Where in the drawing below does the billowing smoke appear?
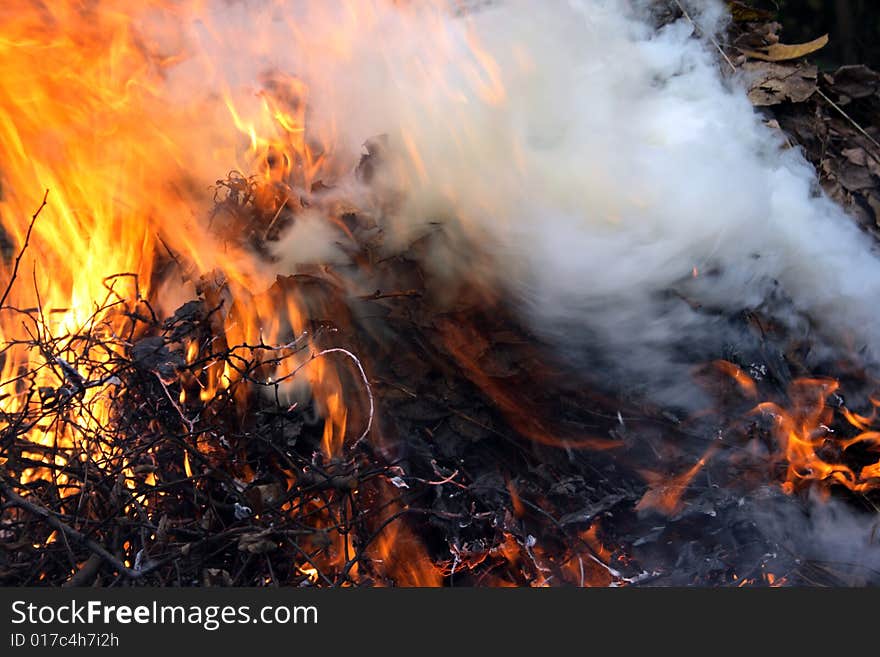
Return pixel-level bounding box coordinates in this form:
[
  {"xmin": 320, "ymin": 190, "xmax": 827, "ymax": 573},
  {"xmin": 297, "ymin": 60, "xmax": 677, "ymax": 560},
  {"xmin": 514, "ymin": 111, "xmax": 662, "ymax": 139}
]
[{"xmin": 150, "ymin": 0, "xmax": 880, "ymax": 405}]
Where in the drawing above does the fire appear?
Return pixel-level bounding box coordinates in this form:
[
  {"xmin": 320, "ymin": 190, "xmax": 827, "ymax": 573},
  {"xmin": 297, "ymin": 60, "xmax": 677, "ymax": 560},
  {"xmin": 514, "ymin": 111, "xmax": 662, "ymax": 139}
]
[
  {"xmin": 0, "ymin": 0, "xmax": 355, "ymax": 487},
  {"xmin": 0, "ymin": 3, "xmax": 166, "ymax": 487},
  {"xmin": 1, "ymin": 0, "xmax": 502, "ymax": 587},
  {"xmin": 481, "ymin": 524, "xmax": 621, "ymax": 587},
  {"xmin": 2, "ymin": 0, "xmax": 877, "ymax": 589},
  {"xmin": 700, "ymin": 360, "xmax": 880, "ymax": 496},
  {"xmin": 225, "ymin": 74, "xmax": 327, "ymax": 191},
  {"xmin": 754, "ymin": 378, "xmax": 880, "ymax": 494},
  {"xmin": 369, "ymin": 515, "xmax": 443, "ymax": 587},
  {"xmin": 713, "ymin": 359, "xmax": 758, "ymax": 399},
  {"xmin": 636, "ymin": 444, "xmax": 718, "ymax": 516}
]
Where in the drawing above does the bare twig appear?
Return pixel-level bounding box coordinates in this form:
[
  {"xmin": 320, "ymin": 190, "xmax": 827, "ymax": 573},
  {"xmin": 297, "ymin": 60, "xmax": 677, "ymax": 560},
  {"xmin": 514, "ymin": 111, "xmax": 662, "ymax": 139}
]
[
  {"xmin": 0, "ymin": 476, "xmax": 141, "ymax": 579},
  {"xmin": 0, "ymin": 189, "xmax": 49, "ymax": 311},
  {"xmin": 815, "ymin": 88, "xmax": 880, "ymax": 154}
]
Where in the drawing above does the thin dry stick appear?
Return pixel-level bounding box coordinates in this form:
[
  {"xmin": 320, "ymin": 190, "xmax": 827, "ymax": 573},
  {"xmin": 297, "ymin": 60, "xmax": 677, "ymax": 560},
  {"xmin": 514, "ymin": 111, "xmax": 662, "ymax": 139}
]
[
  {"xmin": 264, "ymin": 192, "xmax": 291, "ymax": 240},
  {"xmin": 816, "ymin": 88, "xmax": 880, "ymax": 153},
  {"xmin": 0, "ymin": 189, "xmax": 49, "ymax": 310}
]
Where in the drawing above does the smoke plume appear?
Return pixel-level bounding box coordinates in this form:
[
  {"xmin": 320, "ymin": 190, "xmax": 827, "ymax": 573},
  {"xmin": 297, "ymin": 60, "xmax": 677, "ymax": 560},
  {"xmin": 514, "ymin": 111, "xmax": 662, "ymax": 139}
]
[{"xmin": 149, "ymin": 0, "xmax": 880, "ymax": 404}]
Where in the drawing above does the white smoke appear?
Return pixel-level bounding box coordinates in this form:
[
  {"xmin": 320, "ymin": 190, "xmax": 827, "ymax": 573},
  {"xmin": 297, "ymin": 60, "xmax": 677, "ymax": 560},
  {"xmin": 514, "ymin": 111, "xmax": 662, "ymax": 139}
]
[{"xmin": 152, "ymin": 0, "xmax": 880, "ymax": 404}]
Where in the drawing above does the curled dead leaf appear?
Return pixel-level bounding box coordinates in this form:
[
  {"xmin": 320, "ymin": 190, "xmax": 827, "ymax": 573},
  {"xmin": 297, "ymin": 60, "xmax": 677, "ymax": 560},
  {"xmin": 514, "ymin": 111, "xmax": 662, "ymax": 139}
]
[{"xmin": 742, "ymin": 34, "xmax": 829, "ymax": 62}]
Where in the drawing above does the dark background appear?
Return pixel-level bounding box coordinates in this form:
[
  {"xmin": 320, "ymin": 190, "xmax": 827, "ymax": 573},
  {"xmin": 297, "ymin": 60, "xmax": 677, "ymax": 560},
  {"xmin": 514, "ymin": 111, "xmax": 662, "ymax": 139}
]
[{"xmin": 754, "ymin": 0, "xmax": 880, "ymax": 69}]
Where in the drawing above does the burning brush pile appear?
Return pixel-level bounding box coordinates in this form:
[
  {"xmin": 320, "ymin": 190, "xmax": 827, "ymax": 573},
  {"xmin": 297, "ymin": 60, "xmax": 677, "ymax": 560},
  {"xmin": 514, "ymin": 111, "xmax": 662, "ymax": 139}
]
[{"xmin": 2, "ymin": 0, "xmax": 880, "ymax": 587}]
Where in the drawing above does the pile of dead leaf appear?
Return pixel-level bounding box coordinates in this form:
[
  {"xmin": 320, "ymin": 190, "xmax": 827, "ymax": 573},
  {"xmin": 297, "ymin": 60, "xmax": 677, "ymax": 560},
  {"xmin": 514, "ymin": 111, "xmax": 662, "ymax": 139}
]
[{"xmin": 725, "ymin": 6, "xmax": 880, "ymax": 236}]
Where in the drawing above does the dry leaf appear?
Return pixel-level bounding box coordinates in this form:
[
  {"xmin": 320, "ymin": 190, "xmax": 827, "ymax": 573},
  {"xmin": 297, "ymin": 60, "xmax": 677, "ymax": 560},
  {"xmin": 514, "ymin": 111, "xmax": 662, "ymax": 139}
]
[
  {"xmin": 727, "ymin": 1, "xmax": 774, "ymax": 23},
  {"xmin": 836, "ymin": 161, "xmax": 876, "ymax": 192},
  {"xmin": 742, "ymin": 34, "xmax": 829, "ymax": 62},
  {"xmin": 827, "ymin": 65, "xmax": 880, "ymax": 101},
  {"xmin": 841, "ymin": 148, "xmax": 880, "ymax": 178},
  {"xmin": 744, "ymin": 62, "xmax": 817, "ymax": 106}
]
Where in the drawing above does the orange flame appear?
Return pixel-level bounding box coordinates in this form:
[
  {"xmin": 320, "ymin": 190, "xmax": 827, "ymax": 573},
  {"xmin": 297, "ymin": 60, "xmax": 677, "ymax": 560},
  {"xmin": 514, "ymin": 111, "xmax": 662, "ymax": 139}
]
[
  {"xmin": 0, "ymin": 0, "xmax": 359, "ymax": 488},
  {"xmin": 754, "ymin": 378, "xmax": 880, "ymax": 494},
  {"xmin": 713, "ymin": 359, "xmax": 757, "ymax": 399},
  {"xmin": 370, "ymin": 518, "xmax": 443, "ymax": 587},
  {"xmin": 0, "ymin": 0, "xmax": 510, "ymax": 584},
  {"xmin": 636, "ymin": 444, "xmax": 718, "ymax": 516}
]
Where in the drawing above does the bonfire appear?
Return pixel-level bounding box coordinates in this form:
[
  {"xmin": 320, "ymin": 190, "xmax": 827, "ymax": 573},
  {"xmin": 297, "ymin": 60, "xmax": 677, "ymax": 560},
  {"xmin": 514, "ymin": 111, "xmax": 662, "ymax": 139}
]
[{"xmin": 2, "ymin": 0, "xmax": 880, "ymax": 587}]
